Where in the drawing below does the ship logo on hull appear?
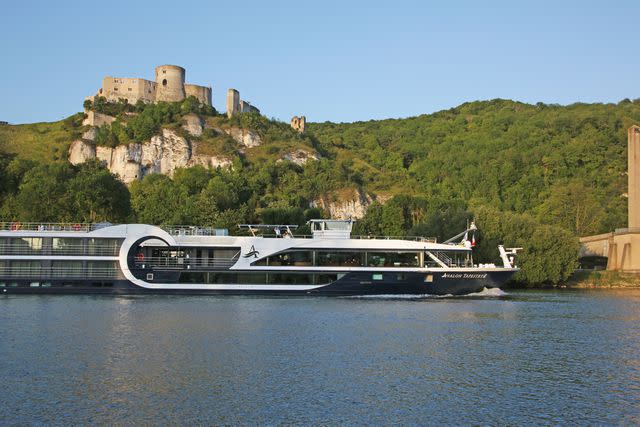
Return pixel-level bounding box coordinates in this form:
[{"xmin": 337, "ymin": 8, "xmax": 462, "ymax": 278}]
[
  {"xmin": 442, "ymin": 273, "xmax": 488, "ymax": 279},
  {"xmin": 243, "ymin": 245, "xmax": 260, "ymax": 258}
]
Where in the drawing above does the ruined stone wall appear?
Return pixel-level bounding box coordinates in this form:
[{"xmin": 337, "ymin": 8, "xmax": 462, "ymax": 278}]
[
  {"xmin": 100, "ymin": 77, "xmax": 156, "ymax": 104},
  {"xmin": 184, "ymin": 84, "xmax": 212, "ymax": 106},
  {"xmin": 226, "ymin": 89, "xmax": 240, "ymax": 117},
  {"xmin": 82, "ymin": 111, "xmax": 117, "ymax": 127},
  {"xmin": 154, "ymin": 65, "xmax": 186, "ymax": 102},
  {"xmin": 240, "ymin": 100, "xmax": 260, "ymax": 114},
  {"xmin": 291, "ymin": 115, "xmax": 306, "ymax": 133},
  {"xmin": 629, "ymin": 125, "xmax": 640, "ymax": 228}
]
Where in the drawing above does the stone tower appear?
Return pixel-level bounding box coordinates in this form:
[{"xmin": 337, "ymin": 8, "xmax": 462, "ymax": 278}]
[
  {"xmin": 629, "ymin": 125, "xmax": 640, "ymax": 228},
  {"xmin": 155, "ymin": 65, "xmax": 186, "ymax": 102},
  {"xmin": 226, "ymin": 89, "xmax": 240, "ymax": 118},
  {"xmin": 291, "ymin": 116, "xmax": 306, "ymax": 133}
]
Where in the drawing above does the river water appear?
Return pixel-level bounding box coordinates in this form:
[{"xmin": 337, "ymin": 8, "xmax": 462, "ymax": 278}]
[{"xmin": 1, "ymin": 289, "xmax": 639, "ymax": 425}]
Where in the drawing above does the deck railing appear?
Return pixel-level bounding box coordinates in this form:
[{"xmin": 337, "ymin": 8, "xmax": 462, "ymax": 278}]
[
  {"xmin": 0, "ymin": 222, "xmax": 437, "ymax": 243},
  {"xmin": 162, "ymin": 226, "xmax": 229, "ymax": 237},
  {"xmin": 133, "ymin": 256, "xmax": 238, "ymax": 270},
  {"xmin": 0, "ymin": 245, "xmax": 119, "ymax": 256},
  {"xmin": 0, "ymin": 267, "xmax": 121, "ymax": 279},
  {"xmin": 0, "ymin": 222, "xmax": 99, "ymax": 232}
]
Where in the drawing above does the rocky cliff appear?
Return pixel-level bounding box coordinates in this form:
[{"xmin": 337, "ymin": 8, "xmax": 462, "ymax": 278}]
[
  {"xmin": 68, "ymin": 108, "xmax": 327, "ymax": 184},
  {"xmin": 312, "ymin": 188, "xmax": 373, "ymax": 219},
  {"xmin": 69, "ymin": 128, "xmax": 233, "ymax": 184}
]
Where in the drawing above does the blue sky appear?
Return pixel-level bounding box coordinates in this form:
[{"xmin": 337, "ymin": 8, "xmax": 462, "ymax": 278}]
[{"xmin": 1, "ymin": 0, "xmax": 638, "ymax": 124}]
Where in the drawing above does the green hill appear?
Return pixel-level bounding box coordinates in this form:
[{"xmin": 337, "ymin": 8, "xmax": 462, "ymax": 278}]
[{"xmin": 2, "ymin": 97, "xmax": 640, "ymax": 285}]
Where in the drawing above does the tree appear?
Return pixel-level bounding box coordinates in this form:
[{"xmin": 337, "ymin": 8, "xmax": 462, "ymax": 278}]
[
  {"xmin": 174, "ymin": 166, "xmax": 212, "ymax": 196},
  {"xmin": 66, "ymin": 162, "xmax": 132, "ymax": 222},
  {"xmin": 12, "ymin": 163, "xmax": 76, "ymax": 221},
  {"xmin": 473, "ymin": 205, "xmax": 578, "ymax": 285},
  {"xmin": 536, "ymin": 180, "xmax": 605, "ymax": 236},
  {"xmin": 129, "ymin": 174, "xmax": 185, "ymax": 224}
]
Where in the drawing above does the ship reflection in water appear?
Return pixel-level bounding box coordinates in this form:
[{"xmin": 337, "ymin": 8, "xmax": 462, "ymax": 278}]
[{"xmin": 1, "ymin": 290, "xmax": 639, "ymax": 425}]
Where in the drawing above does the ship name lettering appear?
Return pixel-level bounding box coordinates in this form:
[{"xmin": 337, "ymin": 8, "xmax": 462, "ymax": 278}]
[{"xmin": 441, "ymin": 273, "xmax": 488, "ymax": 279}]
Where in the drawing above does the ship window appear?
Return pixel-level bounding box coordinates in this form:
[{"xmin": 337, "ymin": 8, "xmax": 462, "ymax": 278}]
[
  {"xmin": 267, "ymin": 273, "xmax": 312, "ymax": 285},
  {"xmin": 254, "ymin": 250, "xmax": 313, "ymax": 266},
  {"xmin": 181, "ymin": 272, "xmax": 206, "ymax": 283},
  {"xmin": 316, "ymin": 251, "xmax": 364, "ymax": 267},
  {"xmin": 53, "ymin": 238, "xmax": 83, "ymax": 255},
  {"xmin": 316, "ymin": 274, "xmax": 338, "ymax": 285},
  {"xmin": 10, "ymin": 260, "xmax": 42, "ymax": 277},
  {"xmin": 87, "ymin": 238, "xmax": 120, "ymax": 256},
  {"xmin": 8, "ymin": 237, "xmax": 43, "ymax": 254},
  {"xmin": 52, "ymin": 260, "xmax": 83, "ymax": 278},
  {"xmin": 0, "ymin": 238, "xmax": 8, "ymax": 254},
  {"xmin": 188, "ymin": 272, "xmax": 268, "ymax": 284},
  {"xmin": 179, "ymin": 272, "xmax": 326, "ymax": 285},
  {"xmin": 325, "ymin": 222, "xmax": 351, "ymax": 231},
  {"xmin": 424, "ymin": 274, "xmax": 433, "ymax": 283},
  {"xmin": 87, "ymin": 261, "xmax": 119, "ymax": 278},
  {"xmin": 367, "ymin": 252, "xmax": 420, "ymax": 267},
  {"xmin": 372, "ymin": 274, "xmax": 383, "ymax": 281}
]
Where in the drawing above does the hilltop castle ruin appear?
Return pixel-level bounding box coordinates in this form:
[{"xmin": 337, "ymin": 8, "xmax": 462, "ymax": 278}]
[
  {"xmin": 85, "ymin": 64, "xmax": 310, "ymax": 132},
  {"xmin": 90, "ymin": 65, "xmax": 212, "ymax": 106}
]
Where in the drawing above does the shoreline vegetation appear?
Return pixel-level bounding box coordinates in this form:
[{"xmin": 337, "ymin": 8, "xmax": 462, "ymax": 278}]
[
  {"xmin": 562, "ymin": 270, "xmax": 640, "ymax": 288},
  {"xmin": 2, "ymin": 98, "xmax": 640, "ymax": 288}
]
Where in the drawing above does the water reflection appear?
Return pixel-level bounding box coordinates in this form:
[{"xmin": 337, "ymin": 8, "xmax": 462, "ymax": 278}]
[{"xmin": 0, "ymin": 290, "xmax": 639, "ymax": 424}]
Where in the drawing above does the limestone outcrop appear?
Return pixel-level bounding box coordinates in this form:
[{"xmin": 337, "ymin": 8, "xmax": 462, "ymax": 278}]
[
  {"xmin": 182, "ymin": 113, "xmax": 204, "ymax": 137},
  {"xmin": 313, "ymin": 188, "xmax": 373, "ymax": 220},
  {"xmin": 223, "ymin": 128, "xmax": 262, "ymax": 148},
  {"xmin": 69, "ymin": 129, "xmax": 232, "ymax": 184},
  {"xmin": 279, "ymin": 149, "xmax": 319, "ymax": 166},
  {"xmin": 69, "ymin": 140, "xmax": 97, "ymax": 165}
]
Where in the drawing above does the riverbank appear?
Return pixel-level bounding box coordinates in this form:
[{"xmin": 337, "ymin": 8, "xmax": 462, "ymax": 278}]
[{"xmin": 563, "ymin": 270, "xmax": 640, "ymax": 288}]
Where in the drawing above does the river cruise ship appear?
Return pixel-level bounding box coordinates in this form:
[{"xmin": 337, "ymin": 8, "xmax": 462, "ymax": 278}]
[{"xmin": 0, "ymin": 220, "xmax": 519, "ymax": 295}]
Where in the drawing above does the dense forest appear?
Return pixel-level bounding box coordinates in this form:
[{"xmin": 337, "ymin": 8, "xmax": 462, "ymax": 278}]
[{"xmin": 2, "ymin": 97, "xmax": 640, "ymax": 286}]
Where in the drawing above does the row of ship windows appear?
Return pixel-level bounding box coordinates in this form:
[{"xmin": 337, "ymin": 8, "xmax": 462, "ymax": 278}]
[
  {"xmin": 178, "ymin": 272, "xmax": 342, "ymax": 285},
  {"xmin": 0, "ymin": 281, "xmax": 115, "ymax": 288},
  {"xmin": 253, "ymin": 251, "xmax": 422, "ymax": 268},
  {"xmin": 0, "ymin": 238, "xmax": 121, "ymax": 256},
  {"xmin": 0, "ymin": 260, "xmax": 120, "ymax": 278},
  {"xmin": 176, "ymin": 272, "xmax": 434, "ymax": 284}
]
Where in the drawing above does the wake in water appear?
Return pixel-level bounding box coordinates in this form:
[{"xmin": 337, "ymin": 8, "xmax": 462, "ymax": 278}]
[{"xmin": 344, "ymin": 287, "xmax": 508, "ymax": 300}]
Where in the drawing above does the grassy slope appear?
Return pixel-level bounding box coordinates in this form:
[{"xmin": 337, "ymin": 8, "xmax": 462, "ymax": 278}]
[{"xmin": 0, "ymin": 119, "xmax": 80, "ymax": 163}]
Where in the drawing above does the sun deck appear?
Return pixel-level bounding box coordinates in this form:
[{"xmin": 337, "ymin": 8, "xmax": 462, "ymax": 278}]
[{"xmin": 0, "ymin": 221, "xmax": 437, "ymax": 242}]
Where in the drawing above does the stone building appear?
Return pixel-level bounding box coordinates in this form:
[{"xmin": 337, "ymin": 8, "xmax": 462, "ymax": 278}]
[
  {"xmin": 579, "ymin": 125, "xmax": 640, "ymax": 271},
  {"xmin": 291, "ymin": 115, "xmax": 306, "ymax": 133},
  {"xmin": 226, "ymin": 88, "xmax": 260, "ymax": 117},
  {"xmin": 90, "ymin": 65, "xmax": 212, "ymax": 106}
]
